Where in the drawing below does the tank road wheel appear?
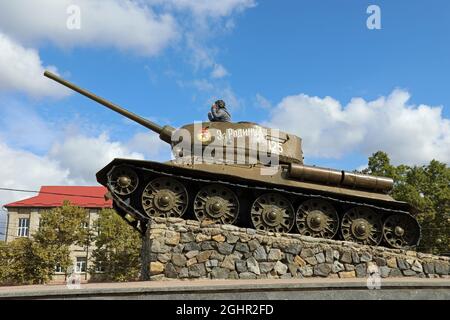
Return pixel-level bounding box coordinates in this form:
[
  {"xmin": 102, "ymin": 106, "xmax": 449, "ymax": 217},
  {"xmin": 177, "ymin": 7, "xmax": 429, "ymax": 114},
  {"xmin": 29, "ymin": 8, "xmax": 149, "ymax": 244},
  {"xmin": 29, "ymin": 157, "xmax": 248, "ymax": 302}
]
[
  {"xmin": 109, "ymin": 166, "xmax": 139, "ymax": 196},
  {"xmin": 296, "ymin": 199, "xmax": 339, "ymax": 239},
  {"xmin": 194, "ymin": 184, "xmax": 239, "ymax": 224},
  {"xmin": 383, "ymin": 214, "xmax": 421, "ymax": 249},
  {"xmin": 341, "ymin": 207, "xmax": 382, "ymax": 246},
  {"xmin": 251, "ymin": 193, "xmax": 295, "ymax": 233},
  {"xmin": 141, "ymin": 177, "xmax": 188, "ymax": 218}
]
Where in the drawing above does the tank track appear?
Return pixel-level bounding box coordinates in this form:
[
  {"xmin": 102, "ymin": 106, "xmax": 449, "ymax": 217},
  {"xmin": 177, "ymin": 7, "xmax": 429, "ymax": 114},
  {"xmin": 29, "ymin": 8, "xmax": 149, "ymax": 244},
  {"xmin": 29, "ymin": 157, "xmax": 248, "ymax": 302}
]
[{"xmin": 106, "ymin": 163, "xmax": 422, "ymax": 250}]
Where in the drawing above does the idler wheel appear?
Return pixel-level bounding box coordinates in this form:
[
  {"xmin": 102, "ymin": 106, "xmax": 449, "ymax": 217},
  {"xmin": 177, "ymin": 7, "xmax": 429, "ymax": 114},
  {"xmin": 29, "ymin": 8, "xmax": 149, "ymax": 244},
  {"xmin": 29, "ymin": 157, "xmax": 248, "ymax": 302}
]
[
  {"xmin": 341, "ymin": 207, "xmax": 382, "ymax": 246},
  {"xmin": 194, "ymin": 184, "xmax": 239, "ymax": 224},
  {"xmin": 296, "ymin": 199, "xmax": 339, "ymax": 239},
  {"xmin": 109, "ymin": 166, "xmax": 139, "ymax": 196},
  {"xmin": 382, "ymin": 214, "xmax": 421, "ymax": 249},
  {"xmin": 251, "ymin": 193, "xmax": 295, "ymax": 233},
  {"xmin": 141, "ymin": 177, "xmax": 188, "ymax": 218}
]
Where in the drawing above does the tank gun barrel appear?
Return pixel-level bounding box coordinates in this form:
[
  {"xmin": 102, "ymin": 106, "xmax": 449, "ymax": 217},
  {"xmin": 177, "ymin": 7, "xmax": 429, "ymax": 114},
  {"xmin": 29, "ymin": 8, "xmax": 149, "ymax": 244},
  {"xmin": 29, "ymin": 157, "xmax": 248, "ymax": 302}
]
[{"xmin": 44, "ymin": 71, "xmax": 174, "ymax": 143}]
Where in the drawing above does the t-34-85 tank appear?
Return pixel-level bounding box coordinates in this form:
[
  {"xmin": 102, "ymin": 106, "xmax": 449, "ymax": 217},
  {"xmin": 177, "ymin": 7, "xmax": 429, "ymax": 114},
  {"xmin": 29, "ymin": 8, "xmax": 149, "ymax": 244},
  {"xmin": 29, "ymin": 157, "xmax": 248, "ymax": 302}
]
[{"xmin": 44, "ymin": 71, "xmax": 421, "ymax": 249}]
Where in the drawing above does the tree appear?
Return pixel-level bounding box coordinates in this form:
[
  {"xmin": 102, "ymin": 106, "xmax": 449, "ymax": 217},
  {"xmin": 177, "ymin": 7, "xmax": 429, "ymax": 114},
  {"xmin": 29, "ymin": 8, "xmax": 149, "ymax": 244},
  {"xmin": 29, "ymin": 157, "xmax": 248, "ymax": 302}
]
[
  {"xmin": 90, "ymin": 209, "xmax": 142, "ymax": 282},
  {"xmin": 364, "ymin": 151, "xmax": 396, "ymax": 177},
  {"xmin": 0, "ymin": 238, "xmax": 70, "ymax": 285},
  {"xmin": 34, "ymin": 201, "xmax": 90, "ymax": 247},
  {"xmin": 0, "ymin": 202, "xmax": 90, "ymax": 285},
  {"xmin": 34, "ymin": 201, "xmax": 91, "ymax": 276},
  {"xmin": 365, "ymin": 152, "xmax": 450, "ymax": 254},
  {"xmin": 0, "ymin": 241, "xmax": 12, "ymax": 284}
]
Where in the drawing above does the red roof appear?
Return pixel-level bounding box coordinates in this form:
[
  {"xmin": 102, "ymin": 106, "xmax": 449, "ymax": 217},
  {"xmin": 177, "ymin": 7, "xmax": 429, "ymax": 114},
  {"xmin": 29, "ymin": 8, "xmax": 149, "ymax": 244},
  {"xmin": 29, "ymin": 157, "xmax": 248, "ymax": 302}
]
[{"xmin": 4, "ymin": 186, "xmax": 112, "ymax": 209}]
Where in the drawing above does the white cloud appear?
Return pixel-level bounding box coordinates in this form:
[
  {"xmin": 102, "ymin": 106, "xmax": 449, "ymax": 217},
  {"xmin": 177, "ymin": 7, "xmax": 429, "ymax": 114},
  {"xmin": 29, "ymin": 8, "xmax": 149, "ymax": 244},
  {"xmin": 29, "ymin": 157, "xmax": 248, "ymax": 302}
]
[
  {"xmin": 0, "ymin": 98, "xmax": 60, "ymax": 152},
  {"xmin": 267, "ymin": 89, "xmax": 450, "ymax": 165},
  {"xmin": 150, "ymin": 0, "xmax": 256, "ymax": 17},
  {"xmin": 190, "ymin": 79, "xmax": 215, "ymax": 91},
  {"xmin": 255, "ymin": 93, "xmax": 272, "ymax": 109},
  {"xmin": 0, "ymin": 142, "xmax": 72, "ymax": 188},
  {"xmin": 0, "ymin": 141, "xmax": 73, "ymax": 210},
  {"xmin": 0, "ymin": 129, "xmax": 168, "ymax": 212},
  {"xmin": 128, "ymin": 132, "xmax": 172, "ymax": 161},
  {"xmin": 0, "ymin": 0, "xmax": 179, "ymax": 56},
  {"xmin": 0, "ymin": 129, "xmax": 168, "ymax": 237},
  {"xmin": 49, "ymin": 133, "xmax": 144, "ymax": 183},
  {"xmin": 0, "ymin": 33, "xmax": 70, "ymax": 98},
  {"xmin": 166, "ymin": 0, "xmax": 255, "ymax": 83},
  {"xmin": 211, "ymin": 64, "xmax": 229, "ymax": 78},
  {"xmin": 218, "ymin": 87, "xmax": 243, "ymax": 111},
  {"xmin": 185, "ymin": 79, "xmax": 242, "ymax": 111},
  {"xmin": 0, "ymin": 94, "xmax": 170, "ymax": 201},
  {"xmin": 0, "ymin": 0, "xmax": 255, "ymax": 97},
  {"xmin": 185, "ymin": 34, "xmax": 219, "ymax": 72}
]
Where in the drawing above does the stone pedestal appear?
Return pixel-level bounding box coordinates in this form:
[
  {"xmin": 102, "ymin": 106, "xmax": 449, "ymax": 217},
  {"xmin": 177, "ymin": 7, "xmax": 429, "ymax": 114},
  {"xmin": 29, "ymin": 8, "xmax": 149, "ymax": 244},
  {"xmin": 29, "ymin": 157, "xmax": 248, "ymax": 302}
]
[{"xmin": 141, "ymin": 217, "xmax": 450, "ymax": 281}]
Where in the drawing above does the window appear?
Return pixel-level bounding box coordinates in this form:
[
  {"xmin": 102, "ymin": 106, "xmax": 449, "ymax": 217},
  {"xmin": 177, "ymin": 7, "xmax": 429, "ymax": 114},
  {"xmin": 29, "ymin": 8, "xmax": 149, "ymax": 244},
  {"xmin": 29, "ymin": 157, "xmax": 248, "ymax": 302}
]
[
  {"xmin": 54, "ymin": 264, "xmax": 64, "ymax": 274},
  {"xmin": 75, "ymin": 257, "xmax": 87, "ymax": 273},
  {"xmin": 95, "ymin": 264, "xmax": 105, "ymax": 273},
  {"xmin": 17, "ymin": 218, "xmax": 30, "ymax": 237}
]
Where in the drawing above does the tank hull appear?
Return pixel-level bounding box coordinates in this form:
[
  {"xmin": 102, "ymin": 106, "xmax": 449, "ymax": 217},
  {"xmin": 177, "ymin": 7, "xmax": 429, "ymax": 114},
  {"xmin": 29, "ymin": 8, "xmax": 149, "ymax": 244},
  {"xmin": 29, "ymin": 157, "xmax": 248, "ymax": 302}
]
[{"xmin": 97, "ymin": 159, "xmax": 421, "ymax": 249}]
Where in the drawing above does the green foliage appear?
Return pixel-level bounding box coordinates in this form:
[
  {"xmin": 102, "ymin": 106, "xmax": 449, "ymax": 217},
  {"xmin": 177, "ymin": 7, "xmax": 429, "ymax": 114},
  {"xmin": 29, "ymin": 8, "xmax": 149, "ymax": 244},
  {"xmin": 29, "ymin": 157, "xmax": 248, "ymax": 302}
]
[
  {"xmin": 0, "ymin": 203, "xmax": 142, "ymax": 285},
  {"xmin": 90, "ymin": 209, "xmax": 142, "ymax": 282},
  {"xmin": 366, "ymin": 152, "xmax": 450, "ymax": 254},
  {"xmin": 34, "ymin": 201, "xmax": 91, "ymax": 276},
  {"xmin": 0, "ymin": 202, "xmax": 90, "ymax": 285},
  {"xmin": 0, "ymin": 238, "xmax": 70, "ymax": 285},
  {"xmin": 34, "ymin": 201, "xmax": 90, "ymax": 247},
  {"xmin": 364, "ymin": 151, "xmax": 397, "ymax": 178},
  {"xmin": 0, "ymin": 241, "xmax": 12, "ymax": 284}
]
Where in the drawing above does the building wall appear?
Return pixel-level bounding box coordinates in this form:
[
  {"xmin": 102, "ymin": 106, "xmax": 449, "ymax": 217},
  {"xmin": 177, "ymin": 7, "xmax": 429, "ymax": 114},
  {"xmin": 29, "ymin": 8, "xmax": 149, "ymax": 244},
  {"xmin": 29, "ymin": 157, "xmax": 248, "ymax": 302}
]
[{"xmin": 5, "ymin": 207, "xmax": 100, "ymax": 282}]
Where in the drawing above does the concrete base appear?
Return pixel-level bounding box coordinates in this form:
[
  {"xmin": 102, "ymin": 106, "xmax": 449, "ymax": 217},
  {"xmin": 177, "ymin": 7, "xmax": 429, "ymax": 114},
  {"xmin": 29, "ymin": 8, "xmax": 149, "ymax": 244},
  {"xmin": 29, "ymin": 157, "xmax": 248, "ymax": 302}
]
[{"xmin": 1, "ymin": 278, "xmax": 449, "ymax": 300}]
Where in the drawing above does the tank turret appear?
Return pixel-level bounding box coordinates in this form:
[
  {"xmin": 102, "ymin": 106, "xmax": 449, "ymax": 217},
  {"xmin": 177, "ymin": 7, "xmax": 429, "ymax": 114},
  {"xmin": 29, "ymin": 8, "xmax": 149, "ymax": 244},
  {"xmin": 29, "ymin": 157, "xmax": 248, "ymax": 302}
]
[
  {"xmin": 45, "ymin": 71, "xmax": 420, "ymax": 249},
  {"xmin": 45, "ymin": 71, "xmax": 303, "ymax": 165}
]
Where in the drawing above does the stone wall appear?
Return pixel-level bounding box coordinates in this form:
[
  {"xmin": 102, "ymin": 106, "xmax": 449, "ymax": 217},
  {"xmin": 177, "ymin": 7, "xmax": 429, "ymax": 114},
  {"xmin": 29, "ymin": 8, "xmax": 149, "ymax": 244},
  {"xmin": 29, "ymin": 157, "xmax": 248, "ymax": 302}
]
[{"xmin": 141, "ymin": 217, "xmax": 450, "ymax": 281}]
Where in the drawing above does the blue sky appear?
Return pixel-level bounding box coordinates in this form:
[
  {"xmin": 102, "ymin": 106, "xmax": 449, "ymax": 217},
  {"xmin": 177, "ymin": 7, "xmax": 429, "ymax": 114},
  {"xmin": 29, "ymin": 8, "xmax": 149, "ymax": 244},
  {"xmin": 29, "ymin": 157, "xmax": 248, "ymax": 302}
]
[
  {"xmin": 39, "ymin": 1, "xmax": 450, "ymax": 124},
  {"xmin": 1, "ymin": 0, "xmax": 450, "ymax": 235}
]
